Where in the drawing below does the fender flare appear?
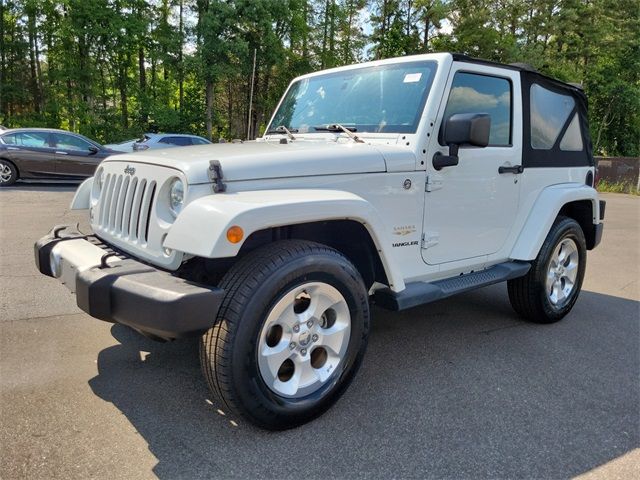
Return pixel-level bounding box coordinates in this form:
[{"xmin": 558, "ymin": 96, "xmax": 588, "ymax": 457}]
[
  {"xmin": 510, "ymin": 183, "xmax": 600, "ymax": 260},
  {"xmin": 70, "ymin": 177, "xmax": 93, "ymax": 210},
  {"xmin": 164, "ymin": 189, "xmax": 404, "ymax": 290}
]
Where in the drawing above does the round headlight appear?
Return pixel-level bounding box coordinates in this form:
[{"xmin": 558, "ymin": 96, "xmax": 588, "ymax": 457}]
[{"xmin": 169, "ymin": 178, "xmax": 184, "ymax": 216}]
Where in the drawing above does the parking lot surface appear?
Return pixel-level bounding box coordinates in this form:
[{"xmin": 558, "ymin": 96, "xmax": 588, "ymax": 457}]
[{"xmin": 1, "ymin": 185, "xmax": 638, "ymax": 479}]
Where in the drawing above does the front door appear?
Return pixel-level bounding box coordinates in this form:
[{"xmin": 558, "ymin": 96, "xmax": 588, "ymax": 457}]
[
  {"xmin": 422, "ymin": 64, "xmax": 522, "ymax": 265},
  {"xmin": 53, "ymin": 133, "xmax": 101, "ymax": 178},
  {"xmin": 1, "ymin": 131, "xmax": 56, "ymax": 176}
]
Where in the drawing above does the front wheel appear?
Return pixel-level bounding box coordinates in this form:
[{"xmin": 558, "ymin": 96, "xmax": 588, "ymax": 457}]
[
  {"xmin": 0, "ymin": 160, "xmax": 18, "ymax": 186},
  {"xmin": 200, "ymin": 240, "xmax": 370, "ymax": 430},
  {"xmin": 508, "ymin": 216, "xmax": 587, "ymax": 323}
]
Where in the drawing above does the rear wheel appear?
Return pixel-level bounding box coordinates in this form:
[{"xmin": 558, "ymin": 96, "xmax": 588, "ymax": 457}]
[
  {"xmin": 200, "ymin": 240, "xmax": 369, "ymax": 430},
  {"xmin": 0, "ymin": 160, "xmax": 18, "ymax": 186},
  {"xmin": 508, "ymin": 216, "xmax": 586, "ymax": 323}
]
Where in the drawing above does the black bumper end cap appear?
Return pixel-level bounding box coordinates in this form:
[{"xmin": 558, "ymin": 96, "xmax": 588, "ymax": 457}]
[
  {"xmin": 76, "ymin": 261, "xmax": 224, "ymax": 340},
  {"xmin": 593, "ymin": 222, "xmax": 604, "ymax": 249},
  {"xmin": 34, "ymin": 224, "xmax": 85, "ymax": 277}
]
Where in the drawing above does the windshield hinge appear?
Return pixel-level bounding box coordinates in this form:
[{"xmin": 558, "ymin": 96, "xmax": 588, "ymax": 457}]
[{"xmin": 425, "ymin": 175, "xmax": 442, "ymax": 192}]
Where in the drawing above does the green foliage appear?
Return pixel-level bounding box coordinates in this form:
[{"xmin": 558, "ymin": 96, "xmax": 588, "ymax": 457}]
[
  {"xmin": 0, "ymin": 0, "xmax": 638, "ymax": 155},
  {"xmin": 597, "ymin": 180, "xmax": 640, "ymax": 195}
]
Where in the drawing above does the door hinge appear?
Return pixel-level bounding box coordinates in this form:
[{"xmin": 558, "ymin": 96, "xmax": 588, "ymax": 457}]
[
  {"xmin": 421, "ymin": 232, "xmax": 439, "ymax": 249},
  {"xmin": 425, "ymin": 175, "xmax": 442, "ymax": 192}
]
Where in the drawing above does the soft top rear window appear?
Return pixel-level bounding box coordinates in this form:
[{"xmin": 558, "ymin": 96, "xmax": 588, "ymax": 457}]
[{"xmin": 521, "ymin": 71, "xmax": 593, "ymax": 168}]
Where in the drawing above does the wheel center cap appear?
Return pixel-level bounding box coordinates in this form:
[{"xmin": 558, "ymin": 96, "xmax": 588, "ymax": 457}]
[{"xmin": 298, "ymin": 331, "xmax": 311, "ymax": 347}]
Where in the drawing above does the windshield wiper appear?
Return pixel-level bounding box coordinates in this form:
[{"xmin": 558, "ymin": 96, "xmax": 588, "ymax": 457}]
[
  {"xmin": 313, "ymin": 124, "xmax": 364, "ymax": 143},
  {"xmin": 266, "ymin": 125, "xmax": 298, "ymax": 141}
]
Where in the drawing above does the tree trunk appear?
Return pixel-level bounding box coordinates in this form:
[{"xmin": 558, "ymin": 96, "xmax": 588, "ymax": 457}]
[
  {"xmin": 27, "ymin": 9, "xmax": 41, "ymax": 114},
  {"xmin": 138, "ymin": 46, "xmax": 148, "ymax": 125},
  {"xmin": 119, "ymin": 53, "xmax": 129, "ymax": 129},
  {"xmin": 178, "ymin": 0, "xmax": 184, "ymax": 112},
  {"xmin": 302, "ymin": 1, "xmax": 309, "ymax": 60},
  {"xmin": 328, "ymin": 1, "xmax": 335, "ymax": 67},
  {"xmin": 0, "ymin": 0, "xmax": 5, "ymax": 118},
  {"xmin": 66, "ymin": 78, "xmax": 75, "ymax": 130},
  {"xmin": 344, "ymin": 3, "xmax": 354, "ymax": 63},
  {"xmin": 423, "ymin": 16, "xmax": 430, "ymax": 51},
  {"xmin": 206, "ymin": 79, "xmax": 214, "ymax": 139},
  {"xmin": 378, "ymin": 0, "xmax": 389, "ymax": 59},
  {"xmin": 321, "ymin": 0, "xmax": 330, "ymax": 68}
]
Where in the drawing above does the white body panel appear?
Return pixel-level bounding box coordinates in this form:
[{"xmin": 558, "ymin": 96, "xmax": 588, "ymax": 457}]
[
  {"xmin": 102, "ymin": 140, "xmax": 389, "ymax": 185},
  {"xmin": 73, "ymin": 52, "xmax": 602, "ymax": 295},
  {"xmin": 70, "ymin": 177, "xmax": 93, "ymax": 209},
  {"xmin": 421, "ymin": 62, "xmax": 523, "ymax": 266}
]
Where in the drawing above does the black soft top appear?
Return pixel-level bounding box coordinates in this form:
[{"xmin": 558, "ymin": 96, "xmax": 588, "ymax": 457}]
[{"xmin": 452, "ymin": 53, "xmax": 593, "ymax": 168}]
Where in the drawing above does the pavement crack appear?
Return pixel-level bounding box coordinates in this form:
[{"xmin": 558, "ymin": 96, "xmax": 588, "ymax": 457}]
[
  {"xmin": 4, "ymin": 312, "xmax": 85, "ymax": 323},
  {"xmin": 620, "ymin": 279, "xmax": 637, "ymax": 292},
  {"xmin": 1, "ymin": 274, "xmax": 41, "ymax": 278},
  {"xmin": 478, "ymin": 323, "xmax": 524, "ymax": 335}
]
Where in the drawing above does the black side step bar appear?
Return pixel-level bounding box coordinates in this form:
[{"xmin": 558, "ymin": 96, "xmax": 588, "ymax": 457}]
[{"xmin": 374, "ymin": 261, "xmax": 531, "ymax": 311}]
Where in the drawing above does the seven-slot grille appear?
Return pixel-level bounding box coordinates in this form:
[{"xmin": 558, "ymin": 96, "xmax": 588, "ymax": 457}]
[{"xmin": 95, "ymin": 172, "xmax": 157, "ymax": 244}]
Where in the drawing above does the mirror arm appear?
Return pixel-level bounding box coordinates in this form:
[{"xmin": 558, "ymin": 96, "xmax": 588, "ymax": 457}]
[
  {"xmin": 448, "ymin": 143, "xmax": 459, "ymax": 158},
  {"xmin": 432, "ymin": 147, "xmax": 460, "ymax": 170}
]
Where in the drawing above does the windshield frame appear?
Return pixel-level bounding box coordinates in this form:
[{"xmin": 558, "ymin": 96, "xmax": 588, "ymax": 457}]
[{"xmin": 265, "ymin": 60, "xmax": 438, "ymax": 136}]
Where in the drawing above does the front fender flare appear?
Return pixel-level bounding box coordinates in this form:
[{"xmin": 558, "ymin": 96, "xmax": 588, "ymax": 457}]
[
  {"xmin": 510, "ymin": 183, "xmax": 600, "ymax": 260},
  {"xmin": 164, "ymin": 189, "xmax": 403, "ymax": 290},
  {"xmin": 70, "ymin": 177, "xmax": 93, "ymax": 210}
]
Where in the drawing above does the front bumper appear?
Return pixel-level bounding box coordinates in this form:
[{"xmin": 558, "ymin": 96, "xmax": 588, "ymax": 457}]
[{"xmin": 34, "ymin": 225, "xmax": 224, "ymax": 340}]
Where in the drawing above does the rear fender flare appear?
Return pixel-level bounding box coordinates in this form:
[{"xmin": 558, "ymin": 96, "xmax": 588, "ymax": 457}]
[{"xmin": 510, "ymin": 184, "xmax": 600, "ymax": 260}]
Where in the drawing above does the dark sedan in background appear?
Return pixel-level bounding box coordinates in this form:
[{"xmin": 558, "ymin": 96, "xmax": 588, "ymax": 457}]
[{"xmin": 0, "ymin": 128, "xmax": 118, "ymax": 186}]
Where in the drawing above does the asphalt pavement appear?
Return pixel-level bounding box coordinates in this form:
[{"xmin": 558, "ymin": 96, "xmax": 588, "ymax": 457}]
[{"xmin": 1, "ymin": 184, "xmax": 638, "ymax": 479}]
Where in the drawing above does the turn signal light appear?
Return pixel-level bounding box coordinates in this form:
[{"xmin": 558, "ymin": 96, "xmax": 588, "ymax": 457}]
[{"xmin": 226, "ymin": 225, "xmax": 244, "ymax": 244}]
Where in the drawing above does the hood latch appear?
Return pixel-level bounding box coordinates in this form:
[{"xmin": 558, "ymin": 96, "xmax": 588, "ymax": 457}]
[{"xmin": 208, "ymin": 160, "xmax": 227, "ymax": 193}]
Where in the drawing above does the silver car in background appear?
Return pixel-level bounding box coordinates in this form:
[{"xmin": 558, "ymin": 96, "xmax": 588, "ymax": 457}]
[{"xmin": 105, "ymin": 133, "xmax": 211, "ymax": 152}]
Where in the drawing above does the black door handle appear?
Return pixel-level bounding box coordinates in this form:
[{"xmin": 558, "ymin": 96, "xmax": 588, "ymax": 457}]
[{"xmin": 498, "ymin": 164, "xmax": 523, "ymax": 174}]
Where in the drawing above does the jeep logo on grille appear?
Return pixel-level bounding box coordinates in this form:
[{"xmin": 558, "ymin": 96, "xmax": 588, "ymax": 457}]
[{"xmin": 124, "ymin": 165, "xmax": 136, "ymax": 175}]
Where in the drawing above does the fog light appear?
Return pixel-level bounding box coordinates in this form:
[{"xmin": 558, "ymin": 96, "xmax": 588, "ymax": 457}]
[{"xmin": 226, "ymin": 226, "xmax": 244, "ymax": 244}]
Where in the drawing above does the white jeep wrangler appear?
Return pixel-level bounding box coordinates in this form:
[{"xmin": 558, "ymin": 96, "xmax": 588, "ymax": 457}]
[{"xmin": 35, "ymin": 53, "xmax": 605, "ymax": 430}]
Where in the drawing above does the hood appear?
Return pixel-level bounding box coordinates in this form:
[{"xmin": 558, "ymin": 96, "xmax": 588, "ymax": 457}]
[{"xmin": 102, "ymin": 140, "xmax": 390, "ymax": 184}]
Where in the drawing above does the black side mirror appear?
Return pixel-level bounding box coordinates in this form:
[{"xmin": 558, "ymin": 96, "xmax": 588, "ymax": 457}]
[
  {"xmin": 433, "ymin": 113, "xmax": 491, "ymax": 170},
  {"xmin": 88, "ymin": 145, "xmax": 99, "ymax": 155}
]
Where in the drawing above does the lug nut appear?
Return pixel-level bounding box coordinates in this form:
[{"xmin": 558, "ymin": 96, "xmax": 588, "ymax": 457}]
[
  {"xmin": 307, "ymin": 320, "xmax": 314, "ymax": 328},
  {"xmin": 312, "ymin": 334, "xmax": 318, "ymax": 342},
  {"xmin": 300, "ymin": 348, "xmax": 307, "ymax": 356},
  {"xmin": 289, "ymin": 342, "xmax": 296, "ymax": 350},
  {"xmin": 293, "ymin": 324, "xmax": 300, "ymax": 333}
]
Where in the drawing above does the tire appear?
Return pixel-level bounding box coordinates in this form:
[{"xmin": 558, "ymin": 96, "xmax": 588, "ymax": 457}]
[
  {"xmin": 0, "ymin": 159, "xmax": 18, "ymax": 186},
  {"xmin": 508, "ymin": 216, "xmax": 587, "ymax": 323},
  {"xmin": 201, "ymin": 239, "xmax": 370, "ymax": 430}
]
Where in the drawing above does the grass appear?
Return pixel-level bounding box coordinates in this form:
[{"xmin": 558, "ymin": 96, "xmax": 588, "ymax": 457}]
[{"xmin": 596, "ymin": 179, "xmax": 640, "ymax": 195}]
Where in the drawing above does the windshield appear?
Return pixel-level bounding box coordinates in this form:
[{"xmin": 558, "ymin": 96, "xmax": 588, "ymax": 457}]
[{"xmin": 268, "ymin": 61, "xmax": 436, "ymax": 134}]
